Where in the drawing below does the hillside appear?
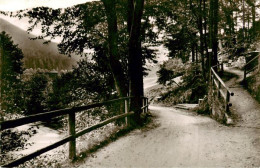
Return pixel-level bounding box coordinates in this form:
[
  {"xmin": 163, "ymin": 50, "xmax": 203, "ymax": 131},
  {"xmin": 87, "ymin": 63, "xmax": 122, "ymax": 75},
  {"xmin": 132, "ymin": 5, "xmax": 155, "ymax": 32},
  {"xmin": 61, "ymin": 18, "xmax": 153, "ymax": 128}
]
[{"xmin": 0, "ymin": 18, "xmax": 76, "ymax": 70}]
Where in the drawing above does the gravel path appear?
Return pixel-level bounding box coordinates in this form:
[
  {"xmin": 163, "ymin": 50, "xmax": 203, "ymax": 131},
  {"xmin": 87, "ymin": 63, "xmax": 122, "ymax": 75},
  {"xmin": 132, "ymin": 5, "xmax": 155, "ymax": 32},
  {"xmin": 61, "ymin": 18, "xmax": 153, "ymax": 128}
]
[
  {"xmin": 225, "ymin": 67, "xmax": 260, "ymax": 128},
  {"xmin": 77, "ymin": 105, "xmax": 260, "ymax": 167},
  {"xmin": 74, "ymin": 66, "xmax": 260, "ymax": 167}
]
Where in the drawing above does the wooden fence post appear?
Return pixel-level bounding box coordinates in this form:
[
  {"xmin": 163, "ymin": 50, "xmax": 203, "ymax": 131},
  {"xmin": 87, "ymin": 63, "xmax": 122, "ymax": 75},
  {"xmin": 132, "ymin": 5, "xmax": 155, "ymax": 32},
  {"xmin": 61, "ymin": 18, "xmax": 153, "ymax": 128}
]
[
  {"xmin": 142, "ymin": 98, "xmax": 145, "ymax": 113},
  {"xmin": 218, "ymin": 80, "xmax": 221, "ymax": 98},
  {"xmin": 243, "ymin": 65, "xmax": 247, "ymax": 83},
  {"xmin": 211, "ymin": 75, "xmax": 214, "ymax": 91},
  {"xmin": 124, "ymin": 99, "xmax": 128, "ymax": 126},
  {"xmin": 68, "ymin": 112, "xmax": 76, "ymax": 160},
  {"xmin": 225, "ymin": 91, "xmax": 230, "ymax": 114},
  {"xmin": 146, "ymin": 98, "xmax": 148, "ymax": 113}
]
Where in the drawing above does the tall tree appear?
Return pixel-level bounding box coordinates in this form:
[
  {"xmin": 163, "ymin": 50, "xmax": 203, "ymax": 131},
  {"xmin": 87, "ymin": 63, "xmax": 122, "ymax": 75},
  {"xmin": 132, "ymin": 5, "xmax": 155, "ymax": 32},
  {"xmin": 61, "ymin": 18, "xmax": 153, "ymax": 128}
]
[
  {"xmin": 209, "ymin": 0, "xmax": 219, "ymax": 69},
  {"xmin": 101, "ymin": 0, "xmax": 128, "ymax": 98},
  {"xmin": 127, "ymin": 0, "xmax": 145, "ymax": 122},
  {"xmin": 8, "ymin": 0, "xmax": 149, "ymax": 124},
  {"xmin": 198, "ymin": 0, "xmax": 206, "ymax": 78},
  {"xmin": 0, "ymin": 32, "xmax": 24, "ymax": 115}
]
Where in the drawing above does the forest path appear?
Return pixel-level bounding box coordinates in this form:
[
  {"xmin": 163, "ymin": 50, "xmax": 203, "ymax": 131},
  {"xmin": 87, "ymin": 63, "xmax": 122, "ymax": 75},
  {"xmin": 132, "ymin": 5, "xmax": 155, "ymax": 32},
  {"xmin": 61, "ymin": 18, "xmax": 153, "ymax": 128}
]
[
  {"xmin": 225, "ymin": 67, "xmax": 260, "ymax": 128},
  {"xmin": 77, "ymin": 105, "xmax": 260, "ymax": 167}
]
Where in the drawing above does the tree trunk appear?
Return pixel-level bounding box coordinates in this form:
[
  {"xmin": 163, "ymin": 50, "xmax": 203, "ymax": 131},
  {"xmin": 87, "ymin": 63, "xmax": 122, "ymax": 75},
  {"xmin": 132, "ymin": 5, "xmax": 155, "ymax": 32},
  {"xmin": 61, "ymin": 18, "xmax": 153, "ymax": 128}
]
[
  {"xmin": 192, "ymin": 43, "xmax": 195, "ymax": 63},
  {"xmin": 128, "ymin": 0, "xmax": 145, "ymax": 126},
  {"xmin": 0, "ymin": 36, "xmax": 2, "ymax": 115},
  {"xmin": 209, "ymin": 0, "xmax": 219, "ymax": 70},
  {"xmin": 102, "ymin": 0, "xmax": 128, "ymax": 98},
  {"xmin": 127, "ymin": 0, "xmax": 134, "ymax": 34},
  {"xmin": 212, "ymin": 0, "xmax": 219, "ymax": 67},
  {"xmin": 209, "ymin": 0, "xmax": 213, "ymax": 69},
  {"xmin": 199, "ymin": 0, "xmax": 205, "ymax": 79},
  {"xmin": 196, "ymin": 44, "xmax": 198, "ymax": 63},
  {"xmin": 102, "ymin": 0, "xmax": 128, "ymax": 125},
  {"xmin": 242, "ymin": 0, "xmax": 245, "ymax": 43},
  {"xmin": 203, "ymin": 0, "xmax": 210, "ymax": 73},
  {"xmin": 252, "ymin": 0, "xmax": 256, "ymax": 38}
]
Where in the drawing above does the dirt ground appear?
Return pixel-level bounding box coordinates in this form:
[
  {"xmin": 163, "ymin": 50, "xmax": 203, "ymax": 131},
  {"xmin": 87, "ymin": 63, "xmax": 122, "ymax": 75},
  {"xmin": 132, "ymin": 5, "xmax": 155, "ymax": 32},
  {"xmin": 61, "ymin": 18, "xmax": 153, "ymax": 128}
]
[
  {"xmin": 76, "ymin": 105, "xmax": 259, "ymax": 167},
  {"xmin": 225, "ymin": 67, "xmax": 260, "ymax": 128},
  {"xmin": 72, "ymin": 65, "xmax": 260, "ymax": 168}
]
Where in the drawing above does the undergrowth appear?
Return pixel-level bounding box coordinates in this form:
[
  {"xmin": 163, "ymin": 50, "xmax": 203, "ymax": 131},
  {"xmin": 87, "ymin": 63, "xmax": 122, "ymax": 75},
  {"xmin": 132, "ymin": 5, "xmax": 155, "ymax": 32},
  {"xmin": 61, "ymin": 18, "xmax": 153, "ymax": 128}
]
[
  {"xmin": 245, "ymin": 72, "xmax": 260, "ymax": 103},
  {"xmin": 156, "ymin": 62, "xmax": 207, "ymax": 106},
  {"xmin": 1, "ymin": 110, "xmax": 152, "ymax": 168}
]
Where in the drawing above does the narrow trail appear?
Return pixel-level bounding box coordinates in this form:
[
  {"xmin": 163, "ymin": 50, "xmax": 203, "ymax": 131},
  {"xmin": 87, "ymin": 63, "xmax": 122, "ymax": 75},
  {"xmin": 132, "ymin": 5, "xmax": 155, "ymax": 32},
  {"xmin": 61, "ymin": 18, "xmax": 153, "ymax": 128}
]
[
  {"xmin": 78, "ymin": 105, "xmax": 259, "ymax": 167},
  {"xmin": 225, "ymin": 67, "xmax": 260, "ymax": 128},
  {"xmin": 75, "ymin": 66, "xmax": 260, "ymax": 167}
]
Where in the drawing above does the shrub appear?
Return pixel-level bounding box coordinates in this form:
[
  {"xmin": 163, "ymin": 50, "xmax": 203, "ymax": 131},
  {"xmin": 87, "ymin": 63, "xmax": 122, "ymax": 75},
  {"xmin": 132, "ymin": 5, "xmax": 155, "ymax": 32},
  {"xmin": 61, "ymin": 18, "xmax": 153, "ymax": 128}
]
[
  {"xmin": 158, "ymin": 60, "xmax": 207, "ymax": 105},
  {"xmin": 22, "ymin": 73, "xmax": 48, "ymax": 115}
]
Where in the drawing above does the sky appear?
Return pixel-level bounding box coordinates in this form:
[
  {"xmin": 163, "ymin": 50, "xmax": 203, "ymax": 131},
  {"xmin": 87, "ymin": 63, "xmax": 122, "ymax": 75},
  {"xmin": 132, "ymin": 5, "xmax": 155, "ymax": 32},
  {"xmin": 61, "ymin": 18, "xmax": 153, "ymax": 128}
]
[
  {"xmin": 0, "ymin": 0, "xmax": 97, "ymax": 42},
  {"xmin": 0, "ymin": 0, "xmax": 95, "ymax": 11}
]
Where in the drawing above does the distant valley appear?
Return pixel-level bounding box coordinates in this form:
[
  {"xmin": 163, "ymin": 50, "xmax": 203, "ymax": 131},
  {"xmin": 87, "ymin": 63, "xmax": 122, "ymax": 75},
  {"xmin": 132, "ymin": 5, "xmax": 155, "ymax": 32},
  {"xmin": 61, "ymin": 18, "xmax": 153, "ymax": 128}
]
[{"xmin": 0, "ymin": 18, "xmax": 77, "ymax": 71}]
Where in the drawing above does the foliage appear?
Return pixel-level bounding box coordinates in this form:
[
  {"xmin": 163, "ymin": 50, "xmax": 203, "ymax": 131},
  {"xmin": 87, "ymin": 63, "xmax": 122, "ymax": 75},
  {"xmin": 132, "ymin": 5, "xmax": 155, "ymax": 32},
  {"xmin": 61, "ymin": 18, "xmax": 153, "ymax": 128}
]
[
  {"xmin": 195, "ymin": 96, "xmax": 210, "ymax": 114},
  {"xmin": 21, "ymin": 73, "xmax": 48, "ymax": 115},
  {"xmin": 0, "ymin": 126, "xmax": 38, "ymax": 166},
  {"xmin": 0, "ymin": 18, "xmax": 74, "ymax": 71},
  {"xmin": 157, "ymin": 58, "xmax": 184, "ymax": 85},
  {"xmin": 6, "ymin": 1, "xmax": 157, "ymax": 80},
  {"xmin": 47, "ymin": 59, "xmax": 115, "ymax": 111},
  {"xmin": 144, "ymin": 0, "xmax": 199, "ymax": 63},
  {"xmin": 0, "ymin": 31, "xmax": 24, "ymax": 114},
  {"xmin": 219, "ymin": 0, "xmax": 260, "ymax": 60},
  {"xmin": 245, "ymin": 72, "xmax": 260, "ymax": 103},
  {"xmin": 158, "ymin": 60, "xmax": 207, "ymax": 105},
  {"xmin": 1, "ymin": 127, "xmax": 37, "ymax": 154}
]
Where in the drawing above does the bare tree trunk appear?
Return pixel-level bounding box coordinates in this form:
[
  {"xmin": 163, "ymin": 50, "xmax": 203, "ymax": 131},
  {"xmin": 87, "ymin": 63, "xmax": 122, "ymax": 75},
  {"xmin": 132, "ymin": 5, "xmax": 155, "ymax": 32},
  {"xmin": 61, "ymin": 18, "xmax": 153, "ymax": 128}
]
[
  {"xmin": 199, "ymin": 0, "xmax": 206, "ymax": 79},
  {"xmin": 209, "ymin": 0, "xmax": 213, "ymax": 69},
  {"xmin": 209, "ymin": 0, "xmax": 219, "ymax": 70},
  {"xmin": 247, "ymin": 0, "xmax": 256, "ymax": 41},
  {"xmin": 212, "ymin": 0, "xmax": 219, "ymax": 67},
  {"xmin": 128, "ymin": 0, "xmax": 145, "ymax": 126},
  {"xmin": 252, "ymin": 0, "xmax": 256, "ymax": 38},
  {"xmin": 203, "ymin": 0, "xmax": 210, "ymax": 73},
  {"xmin": 242, "ymin": 0, "xmax": 245, "ymax": 43},
  {"xmin": 0, "ymin": 36, "xmax": 2, "ymax": 116}
]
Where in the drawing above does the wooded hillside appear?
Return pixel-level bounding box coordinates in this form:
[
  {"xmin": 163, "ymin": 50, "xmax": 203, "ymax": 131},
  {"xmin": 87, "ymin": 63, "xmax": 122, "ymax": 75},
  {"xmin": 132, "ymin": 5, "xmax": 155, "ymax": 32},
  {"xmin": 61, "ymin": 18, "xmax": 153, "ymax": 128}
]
[{"xmin": 0, "ymin": 18, "xmax": 76, "ymax": 70}]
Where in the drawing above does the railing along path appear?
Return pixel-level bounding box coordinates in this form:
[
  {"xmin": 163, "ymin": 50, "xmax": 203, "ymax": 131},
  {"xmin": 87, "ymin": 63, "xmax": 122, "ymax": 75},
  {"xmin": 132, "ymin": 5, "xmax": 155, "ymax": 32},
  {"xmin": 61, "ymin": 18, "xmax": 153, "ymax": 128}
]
[
  {"xmin": 0, "ymin": 96, "xmax": 149, "ymax": 167},
  {"xmin": 243, "ymin": 54, "xmax": 259, "ymax": 82},
  {"xmin": 211, "ymin": 63, "xmax": 234, "ymax": 115}
]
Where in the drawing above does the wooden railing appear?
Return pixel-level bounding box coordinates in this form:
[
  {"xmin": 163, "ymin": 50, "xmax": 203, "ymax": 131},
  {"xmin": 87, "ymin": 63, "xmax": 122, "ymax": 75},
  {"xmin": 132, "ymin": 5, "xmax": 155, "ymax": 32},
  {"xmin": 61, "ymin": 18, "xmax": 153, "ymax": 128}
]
[
  {"xmin": 243, "ymin": 55, "xmax": 259, "ymax": 82},
  {"xmin": 211, "ymin": 64, "xmax": 234, "ymax": 114},
  {"xmin": 0, "ymin": 96, "xmax": 149, "ymax": 167}
]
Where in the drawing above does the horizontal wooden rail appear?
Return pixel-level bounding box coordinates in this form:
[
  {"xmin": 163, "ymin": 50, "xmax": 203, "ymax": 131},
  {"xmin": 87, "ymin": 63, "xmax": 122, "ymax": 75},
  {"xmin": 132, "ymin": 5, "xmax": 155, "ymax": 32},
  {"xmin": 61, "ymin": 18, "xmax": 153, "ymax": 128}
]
[
  {"xmin": 211, "ymin": 67, "xmax": 233, "ymax": 96},
  {"xmin": 1, "ymin": 97, "xmax": 132, "ymax": 130},
  {"xmin": 211, "ymin": 64, "xmax": 234, "ymax": 116},
  {"xmin": 1, "ymin": 96, "xmax": 148, "ymax": 167},
  {"xmin": 244, "ymin": 55, "xmax": 258, "ymax": 68},
  {"xmin": 3, "ymin": 136, "xmax": 74, "ymax": 167},
  {"xmin": 75, "ymin": 112, "xmax": 135, "ymax": 138},
  {"xmin": 244, "ymin": 55, "xmax": 259, "ymax": 82},
  {"xmin": 2, "ymin": 112, "xmax": 135, "ymax": 167},
  {"xmin": 246, "ymin": 66, "xmax": 258, "ymax": 74}
]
